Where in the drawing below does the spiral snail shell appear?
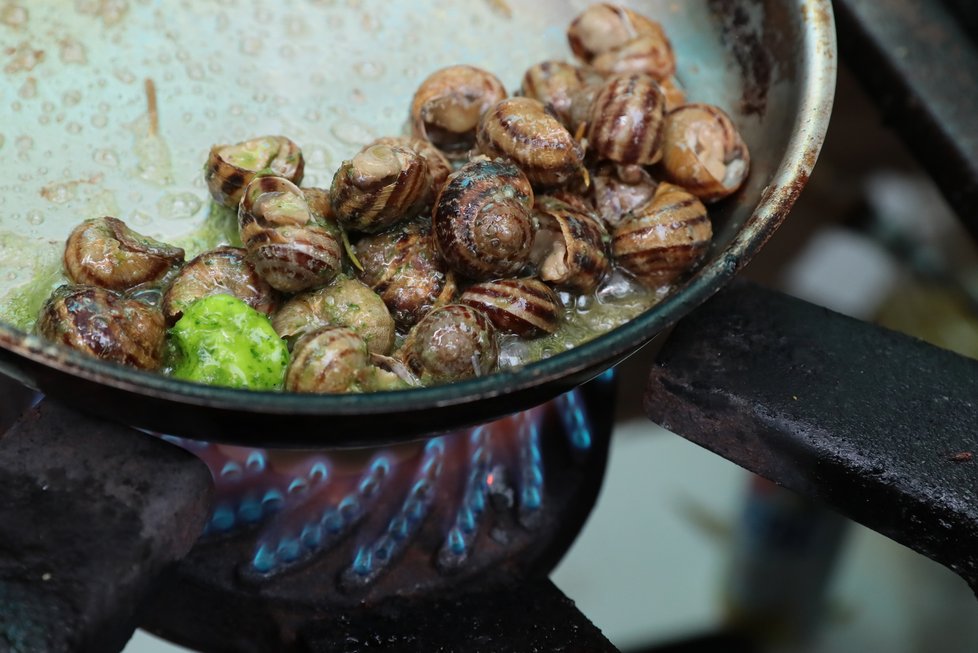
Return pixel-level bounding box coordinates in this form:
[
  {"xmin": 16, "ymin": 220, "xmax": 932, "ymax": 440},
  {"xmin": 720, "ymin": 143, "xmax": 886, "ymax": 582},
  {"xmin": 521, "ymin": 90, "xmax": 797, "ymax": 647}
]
[
  {"xmin": 612, "ymin": 182, "xmax": 712, "ymax": 287},
  {"xmin": 659, "ymin": 103, "xmax": 751, "ymax": 202},
  {"xmin": 162, "ymin": 246, "xmax": 277, "ymax": 324},
  {"xmin": 368, "ymin": 136, "xmax": 453, "ymax": 191},
  {"xmin": 520, "ymin": 61, "xmax": 597, "ymax": 129},
  {"xmin": 532, "ymin": 196, "xmax": 611, "ymax": 294},
  {"xmin": 660, "ymin": 77, "xmax": 687, "ymax": 112},
  {"xmin": 433, "ymin": 158, "xmax": 535, "ymax": 281},
  {"xmin": 411, "ymin": 65, "xmax": 508, "ymax": 159},
  {"xmin": 204, "ymin": 135, "xmax": 304, "ymax": 209},
  {"xmin": 354, "ymin": 220, "xmax": 457, "ymax": 329},
  {"xmin": 37, "ymin": 285, "xmax": 166, "ymax": 370},
  {"xmin": 591, "ymin": 163, "xmax": 658, "ymax": 229},
  {"xmin": 460, "ymin": 278, "xmax": 562, "ymax": 338},
  {"xmin": 273, "ymin": 277, "xmax": 395, "ymax": 356},
  {"xmin": 477, "ymin": 97, "xmax": 586, "ymax": 189},
  {"xmin": 330, "ymin": 144, "xmax": 432, "ymax": 234},
  {"xmin": 567, "ymin": 4, "xmax": 675, "ymax": 80},
  {"xmin": 399, "ymin": 304, "xmax": 499, "ymax": 383},
  {"xmin": 237, "ymin": 176, "xmax": 343, "ymax": 293},
  {"xmin": 285, "ymin": 326, "xmax": 370, "ymax": 394},
  {"xmin": 587, "ymin": 73, "xmax": 667, "ymax": 166},
  {"xmin": 63, "ymin": 217, "xmax": 185, "ymax": 291}
]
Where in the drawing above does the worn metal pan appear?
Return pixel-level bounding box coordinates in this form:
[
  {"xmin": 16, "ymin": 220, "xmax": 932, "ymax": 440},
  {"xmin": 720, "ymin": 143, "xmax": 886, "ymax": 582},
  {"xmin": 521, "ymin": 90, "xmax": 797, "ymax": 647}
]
[{"xmin": 0, "ymin": 0, "xmax": 836, "ymax": 446}]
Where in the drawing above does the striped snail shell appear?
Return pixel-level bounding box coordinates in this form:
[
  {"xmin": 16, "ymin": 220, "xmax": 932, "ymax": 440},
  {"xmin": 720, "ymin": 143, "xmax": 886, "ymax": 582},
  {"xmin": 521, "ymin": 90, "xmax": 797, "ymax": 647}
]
[
  {"xmin": 63, "ymin": 216, "xmax": 185, "ymax": 291},
  {"xmin": 477, "ymin": 97, "xmax": 586, "ymax": 188},
  {"xmin": 330, "ymin": 144, "xmax": 432, "ymax": 234},
  {"xmin": 368, "ymin": 136, "xmax": 453, "ymax": 191},
  {"xmin": 567, "ymin": 4, "xmax": 675, "ymax": 80},
  {"xmin": 273, "ymin": 277, "xmax": 395, "ymax": 356},
  {"xmin": 410, "ymin": 65, "xmax": 507, "ymax": 159},
  {"xmin": 204, "ymin": 135, "xmax": 304, "ymax": 209},
  {"xmin": 433, "ymin": 158, "xmax": 535, "ymax": 281},
  {"xmin": 354, "ymin": 220, "xmax": 457, "ymax": 329},
  {"xmin": 532, "ymin": 196, "xmax": 611, "ymax": 294},
  {"xmin": 660, "ymin": 104, "xmax": 751, "ymax": 202},
  {"xmin": 239, "ymin": 176, "xmax": 343, "ymax": 293},
  {"xmin": 285, "ymin": 326, "xmax": 370, "ymax": 394},
  {"xmin": 460, "ymin": 278, "xmax": 562, "ymax": 338},
  {"xmin": 612, "ymin": 182, "xmax": 712, "ymax": 287},
  {"xmin": 398, "ymin": 304, "xmax": 499, "ymax": 383},
  {"xmin": 520, "ymin": 61, "xmax": 595, "ymax": 129},
  {"xmin": 37, "ymin": 285, "xmax": 166, "ymax": 370},
  {"xmin": 590, "ymin": 31, "xmax": 676, "ymax": 81},
  {"xmin": 587, "ymin": 73, "xmax": 667, "ymax": 166},
  {"xmin": 162, "ymin": 246, "xmax": 277, "ymax": 325},
  {"xmin": 591, "ymin": 163, "xmax": 658, "ymax": 229}
]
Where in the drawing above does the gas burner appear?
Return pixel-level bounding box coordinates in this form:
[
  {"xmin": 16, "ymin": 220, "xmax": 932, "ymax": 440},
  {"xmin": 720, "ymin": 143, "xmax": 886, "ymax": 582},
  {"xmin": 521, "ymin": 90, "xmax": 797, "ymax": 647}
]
[{"xmin": 139, "ymin": 375, "xmax": 615, "ymax": 653}]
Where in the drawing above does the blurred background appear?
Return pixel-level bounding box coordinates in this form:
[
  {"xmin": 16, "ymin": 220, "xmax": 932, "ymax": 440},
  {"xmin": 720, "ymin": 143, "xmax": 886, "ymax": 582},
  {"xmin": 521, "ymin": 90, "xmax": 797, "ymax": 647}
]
[{"xmin": 125, "ymin": 60, "xmax": 978, "ymax": 652}]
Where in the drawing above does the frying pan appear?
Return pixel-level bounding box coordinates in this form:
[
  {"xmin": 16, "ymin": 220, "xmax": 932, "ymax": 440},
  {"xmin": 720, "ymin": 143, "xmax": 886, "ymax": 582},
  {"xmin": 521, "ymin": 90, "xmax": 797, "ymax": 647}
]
[{"xmin": 0, "ymin": 0, "xmax": 836, "ymax": 447}]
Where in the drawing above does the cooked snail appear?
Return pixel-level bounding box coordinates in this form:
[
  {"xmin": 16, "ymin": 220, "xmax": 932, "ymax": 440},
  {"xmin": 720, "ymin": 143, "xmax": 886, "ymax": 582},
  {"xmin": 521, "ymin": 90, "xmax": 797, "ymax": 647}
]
[
  {"xmin": 567, "ymin": 4, "xmax": 675, "ymax": 80},
  {"xmin": 532, "ymin": 196, "xmax": 611, "ymax": 294},
  {"xmin": 162, "ymin": 246, "xmax": 277, "ymax": 324},
  {"xmin": 37, "ymin": 285, "xmax": 166, "ymax": 370},
  {"xmin": 477, "ymin": 97, "xmax": 586, "ymax": 188},
  {"xmin": 660, "ymin": 77, "xmax": 687, "ymax": 112},
  {"xmin": 354, "ymin": 220, "xmax": 457, "ymax": 329},
  {"xmin": 591, "ymin": 163, "xmax": 658, "ymax": 229},
  {"xmin": 368, "ymin": 136, "xmax": 453, "ymax": 190},
  {"xmin": 410, "ymin": 65, "xmax": 507, "ymax": 159},
  {"xmin": 63, "ymin": 216, "xmax": 185, "ymax": 291},
  {"xmin": 399, "ymin": 304, "xmax": 499, "ymax": 383},
  {"xmin": 433, "ymin": 158, "xmax": 535, "ymax": 280},
  {"xmin": 659, "ymin": 103, "xmax": 751, "ymax": 202},
  {"xmin": 330, "ymin": 143, "xmax": 432, "ymax": 234},
  {"xmin": 204, "ymin": 135, "xmax": 304, "ymax": 209},
  {"xmin": 273, "ymin": 277, "xmax": 395, "ymax": 355},
  {"xmin": 612, "ymin": 182, "xmax": 712, "ymax": 287},
  {"xmin": 238, "ymin": 176, "xmax": 343, "ymax": 293},
  {"xmin": 520, "ymin": 61, "xmax": 597, "ymax": 129},
  {"xmin": 460, "ymin": 278, "xmax": 562, "ymax": 338},
  {"xmin": 587, "ymin": 72, "xmax": 667, "ymax": 166},
  {"xmin": 285, "ymin": 326, "xmax": 370, "ymax": 394}
]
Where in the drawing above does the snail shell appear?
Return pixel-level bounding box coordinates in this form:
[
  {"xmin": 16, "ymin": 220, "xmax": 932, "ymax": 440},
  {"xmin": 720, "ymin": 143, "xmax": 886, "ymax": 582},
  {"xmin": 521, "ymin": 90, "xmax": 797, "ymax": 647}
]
[
  {"xmin": 368, "ymin": 136, "xmax": 453, "ymax": 191},
  {"xmin": 162, "ymin": 246, "xmax": 277, "ymax": 325},
  {"xmin": 37, "ymin": 285, "xmax": 166, "ymax": 370},
  {"xmin": 612, "ymin": 182, "xmax": 712, "ymax": 287},
  {"xmin": 354, "ymin": 220, "xmax": 457, "ymax": 329},
  {"xmin": 285, "ymin": 326, "xmax": 369, "ymax": 394},
  {"xmin": 567, "ymin": 4, "xmax": 675, "ymax": 80},
  {"xmin": 330, "ymin": 144, "xmax": 432, "ymax": 234},
  {"xmin": 399, "ymin": 304, "xmax": 499, "ymax": 383},
  {"xmin": 532, "ymin": 196, "xmax": 611, "ymax": 294},
  {"xmin": 660, "ymin": 103, "xmax": 751, "ymax": 202},
  {"xmin": 239, "ymin": 176, "xmax": 343, "ymax": 292},
  {"xmin": 410, "ymin": 65, "xmax": 507, "ymax": 159},
  {"xmin": 590, "ymin": 32, "xmax": 676, "ymax": 81},
  {"xmin": 273, "ymin": 277, "xmax": 395, "ymax": 356},
  {"xmin": 204, "ymin": 135, "xmax": 304, "ymax": 209},
  {"xmin": 433, "ymin": 158, "xmax": 535, "ymax": 280},
  {"xmin": 477, "ymin": 97, "xmax": 586, "ymax": 188},
  {"xmin": 591, "ymin": 163, "xmax": 658, "ymax": 229},
  {"xmin": 460, "ymin": 278, "xmax": 562, "ymax": 338},
  {"xmin": 587, "ymin": 73, "xmax": 667, "ymax": 166},
  {"xmin": 64, "ymin": 216, "xmax": 185, "ymax": 291},
  {"xmin": 660, "ymin": 77, "xmax": 687, "ymax": 112},
  {"xmin": 520, "ymin": 61, "xmax": 595, "ymax": 129}
]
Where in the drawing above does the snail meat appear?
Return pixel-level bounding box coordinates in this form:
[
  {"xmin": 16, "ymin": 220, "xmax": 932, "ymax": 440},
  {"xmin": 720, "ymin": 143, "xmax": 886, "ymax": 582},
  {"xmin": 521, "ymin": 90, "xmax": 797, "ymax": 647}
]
[{"xmin": 532, "ymin": 196, "xmax": 611, "ymax": 294}]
